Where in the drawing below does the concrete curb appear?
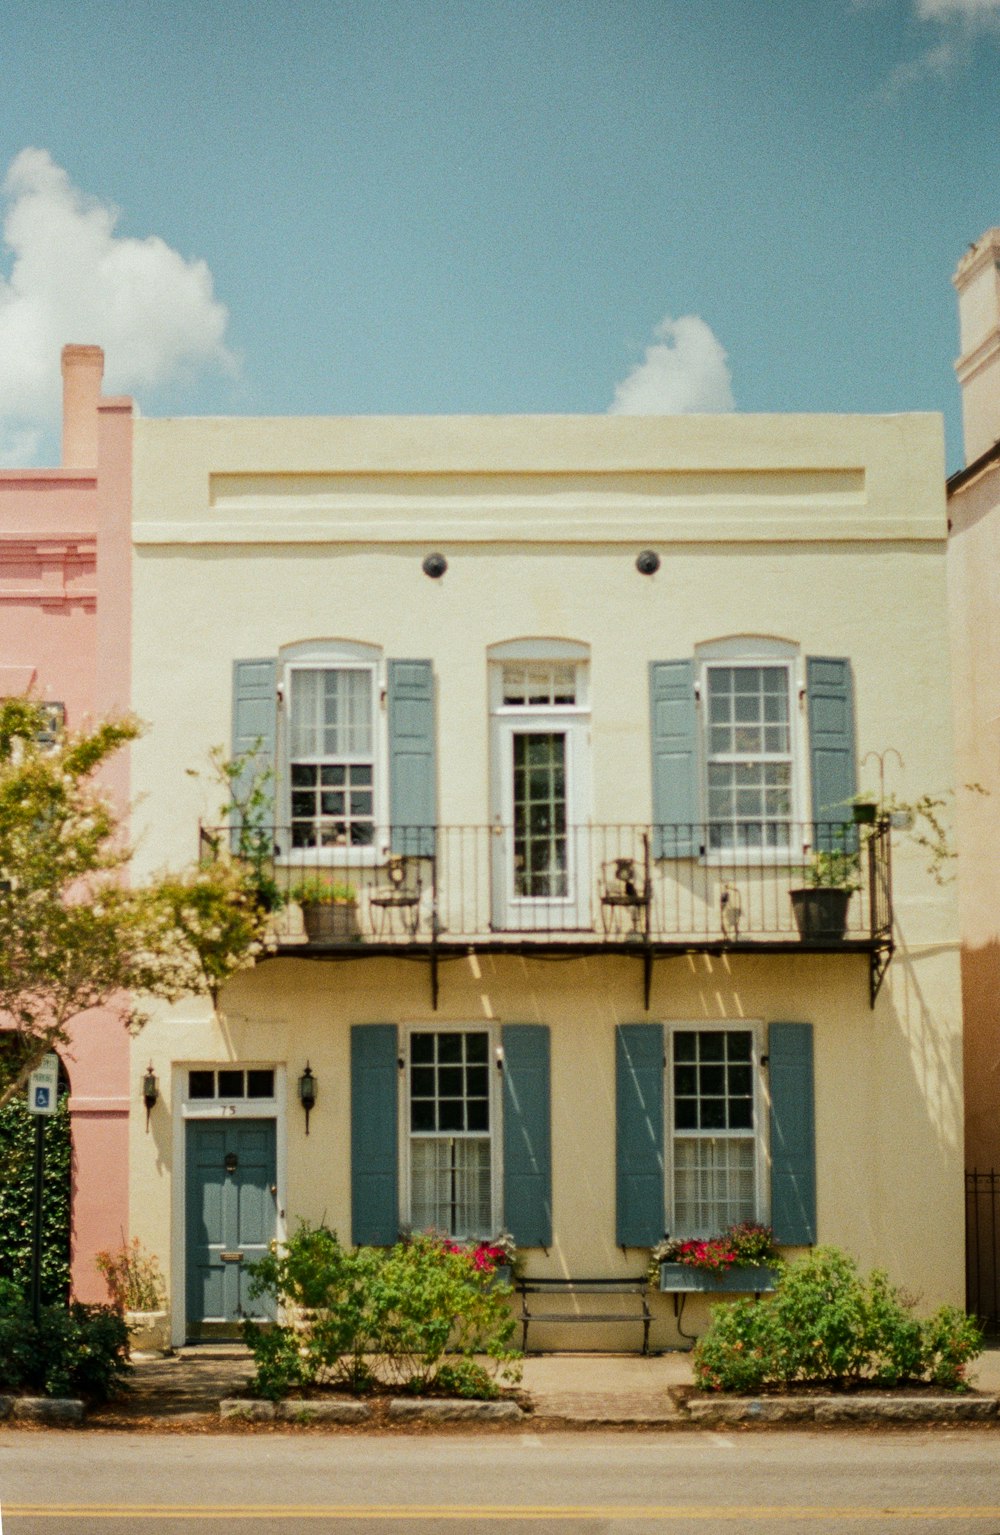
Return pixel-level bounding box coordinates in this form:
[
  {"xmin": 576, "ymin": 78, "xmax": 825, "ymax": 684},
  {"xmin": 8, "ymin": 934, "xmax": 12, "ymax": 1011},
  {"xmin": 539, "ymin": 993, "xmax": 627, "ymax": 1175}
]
[
  {"xmin": 219, "ymin": 1396, "xmax": 523, "ymax": 1423},
  {"xmin": 685, "ymin": 1394, "xmax": 999, "ymax": 1424},
  {"xmin": 10, "ymin": 1398, "xmax": 85, "ymax": 1423},
  {"xmin": 277, "ymin": 1400, "xmax": 372, "ymax": 1423},
  {"xmin": 387, "ymin": 1398, "xmax": 524, "ymax": 1422}
]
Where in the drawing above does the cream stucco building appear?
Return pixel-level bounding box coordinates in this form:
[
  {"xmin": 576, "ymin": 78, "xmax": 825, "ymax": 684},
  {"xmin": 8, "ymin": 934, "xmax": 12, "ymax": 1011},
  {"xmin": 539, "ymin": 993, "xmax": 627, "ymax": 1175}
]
[
  {"xmin": 949, "ymin": 229, "xmax": 1000, "ymax": 1184},
  {"xmin": 128, "ymin": 410, "xmax": 963, "ymax": 1348}
]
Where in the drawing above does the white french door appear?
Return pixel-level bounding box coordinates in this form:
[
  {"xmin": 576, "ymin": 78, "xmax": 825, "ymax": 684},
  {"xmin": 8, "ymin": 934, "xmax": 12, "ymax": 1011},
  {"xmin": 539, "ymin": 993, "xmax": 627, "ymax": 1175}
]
[{"xmin": 491, "ymin": 715, "xmax": 590, "ymax": 931}]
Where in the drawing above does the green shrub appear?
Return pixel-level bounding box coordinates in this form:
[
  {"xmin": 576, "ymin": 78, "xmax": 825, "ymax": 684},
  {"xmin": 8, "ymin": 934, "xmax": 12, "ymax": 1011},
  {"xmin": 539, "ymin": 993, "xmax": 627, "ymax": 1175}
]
[
  {"xmin": 0, "ymin": 1283, "xmax": 129, "ymax": 1401},
  {"xmin": 0, "ymin": 1092, "xmax": 71, "ymax": 1304},
  {"xmin": 244, "ymin": 1223, "xmax": 520, "ymax": 1400},
  {"xmin": 692, "ymin": 1246, "xmax": 983, "ymax": 1394}
]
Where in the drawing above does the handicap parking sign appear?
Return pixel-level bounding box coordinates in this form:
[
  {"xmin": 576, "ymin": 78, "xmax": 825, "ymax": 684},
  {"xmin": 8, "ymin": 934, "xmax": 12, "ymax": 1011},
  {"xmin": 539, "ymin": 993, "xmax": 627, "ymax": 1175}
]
[{"xmin": 27, "ymin": 1054, "xmax": 58, "ymax": 1116}]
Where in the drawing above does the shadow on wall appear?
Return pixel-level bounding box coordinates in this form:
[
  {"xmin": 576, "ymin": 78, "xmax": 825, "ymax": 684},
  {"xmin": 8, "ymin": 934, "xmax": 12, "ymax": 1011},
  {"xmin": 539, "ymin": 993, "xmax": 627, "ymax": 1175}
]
[{"xmin": 961, "ymin": 940, "xmax": 1000, "ymax": 1172}]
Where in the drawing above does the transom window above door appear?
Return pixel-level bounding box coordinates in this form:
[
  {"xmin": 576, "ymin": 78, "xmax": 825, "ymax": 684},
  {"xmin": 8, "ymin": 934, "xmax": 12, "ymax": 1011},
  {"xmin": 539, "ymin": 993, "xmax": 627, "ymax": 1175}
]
[{"xmin": 501, "ymin": 664, "xmax": 577, "ymax": 707}]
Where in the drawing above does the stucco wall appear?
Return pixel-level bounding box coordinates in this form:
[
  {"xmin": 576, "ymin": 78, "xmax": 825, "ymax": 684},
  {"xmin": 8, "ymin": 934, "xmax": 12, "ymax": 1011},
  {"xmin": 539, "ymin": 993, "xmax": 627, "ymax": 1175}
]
[{"xmin": 127, "ymin": 411, "xmax": 963, "ymax": 1341}]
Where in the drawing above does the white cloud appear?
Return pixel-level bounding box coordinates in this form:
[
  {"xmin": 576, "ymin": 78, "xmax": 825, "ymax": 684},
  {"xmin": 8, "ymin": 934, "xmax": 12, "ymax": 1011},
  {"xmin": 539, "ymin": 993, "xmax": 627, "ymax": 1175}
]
[
  {"xmin": 0, "ymin": 148, "xmax": 236, "ymax": 454},
  {"xmin": 609, "ymin": 315, "xmax": 734, "ymax": 415},
  {"xmin": 880, "ymin": 0, "xmax": 1000, "ymax": 91},
  {"xmin": 915, "ymin": 0, "xmax": 1000, "ymax": 19}
]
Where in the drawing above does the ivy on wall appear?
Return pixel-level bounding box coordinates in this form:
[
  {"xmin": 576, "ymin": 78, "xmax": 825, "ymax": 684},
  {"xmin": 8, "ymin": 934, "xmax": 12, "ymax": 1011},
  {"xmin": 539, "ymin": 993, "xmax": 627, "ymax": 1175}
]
[{"xmin": 0, "ymin": 1091, "xmax": 71, "ymax": 1304}]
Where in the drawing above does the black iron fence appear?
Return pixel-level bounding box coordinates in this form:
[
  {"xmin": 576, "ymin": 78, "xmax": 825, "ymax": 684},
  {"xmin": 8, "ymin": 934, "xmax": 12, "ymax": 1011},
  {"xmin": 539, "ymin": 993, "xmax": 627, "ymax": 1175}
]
[
  {"xmin": 967, "ymin": 1171, "xmax": 1000, "ymax": 1336},
  {"xmin": 201, "ymin": 818, "xmax": 893, "ymax": 949}
]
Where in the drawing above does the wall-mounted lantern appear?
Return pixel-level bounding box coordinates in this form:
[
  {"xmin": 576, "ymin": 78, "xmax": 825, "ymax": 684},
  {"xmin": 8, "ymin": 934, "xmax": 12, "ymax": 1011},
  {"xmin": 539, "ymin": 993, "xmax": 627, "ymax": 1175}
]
[
  {"xmin": 142, "ymin": 1064, "xmax": 159, "ymax": 1132},
  {"xmin": 298, "ymin": 1062, "xmax": 317, "ymax": 1135}
]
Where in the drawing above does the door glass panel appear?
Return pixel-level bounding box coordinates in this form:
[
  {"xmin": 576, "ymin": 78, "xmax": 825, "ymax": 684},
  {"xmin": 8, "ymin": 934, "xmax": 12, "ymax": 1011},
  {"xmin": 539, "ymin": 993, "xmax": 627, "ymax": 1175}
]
[{"xmin": 513, "ymin": 732, "xmax": 568, "ymax": 898}]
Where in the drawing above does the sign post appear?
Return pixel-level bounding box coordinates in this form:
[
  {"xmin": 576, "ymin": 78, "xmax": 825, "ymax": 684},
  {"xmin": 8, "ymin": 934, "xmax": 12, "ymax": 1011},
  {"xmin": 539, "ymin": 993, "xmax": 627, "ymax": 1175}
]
[{"xmin": 26, "ymin": 1053, "xmax": 58, "ymax": 1327}]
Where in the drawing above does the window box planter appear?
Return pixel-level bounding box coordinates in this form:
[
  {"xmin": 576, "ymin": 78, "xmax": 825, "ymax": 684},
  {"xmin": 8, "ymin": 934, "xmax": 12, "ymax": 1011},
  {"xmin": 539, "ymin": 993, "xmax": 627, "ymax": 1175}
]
[
  {"xmin": 789, "ymin": 887, "xmax": 851, "ymax": 941},
  {"xmin": 659, "ymin": 1264, "xmax": 779, "ymax": 1294},
  {"xmin": 300, "ymin": 901, "xmax": 360, "ymax": 942}
]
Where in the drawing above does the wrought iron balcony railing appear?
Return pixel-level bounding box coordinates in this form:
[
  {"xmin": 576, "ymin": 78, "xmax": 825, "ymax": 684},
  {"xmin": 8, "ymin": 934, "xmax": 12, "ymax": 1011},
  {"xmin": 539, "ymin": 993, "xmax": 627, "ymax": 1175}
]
[{"xmin": 201, "ymin": 818, "xmax": 893, "ymax": 954}]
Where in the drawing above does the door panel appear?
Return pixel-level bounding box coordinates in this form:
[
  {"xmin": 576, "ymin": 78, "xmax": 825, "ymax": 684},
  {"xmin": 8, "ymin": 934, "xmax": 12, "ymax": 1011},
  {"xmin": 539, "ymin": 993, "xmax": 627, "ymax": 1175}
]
[{"xmin": 185, "ymin": 1119, "xmax": 276, "ymax": 1341}]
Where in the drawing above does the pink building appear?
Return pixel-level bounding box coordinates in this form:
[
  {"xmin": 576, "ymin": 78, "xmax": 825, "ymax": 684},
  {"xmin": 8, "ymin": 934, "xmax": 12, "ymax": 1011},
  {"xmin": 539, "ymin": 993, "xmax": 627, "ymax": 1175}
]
[{"xmin": 0, "ymin": 345, "xmax": 133, "ymax": 1301}]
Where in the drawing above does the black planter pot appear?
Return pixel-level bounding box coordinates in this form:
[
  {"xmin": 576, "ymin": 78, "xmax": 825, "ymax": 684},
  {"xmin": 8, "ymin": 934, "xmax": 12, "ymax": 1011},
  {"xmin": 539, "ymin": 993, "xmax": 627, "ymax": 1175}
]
[
  {"xmin": 852, "ymin": 801, "xmax": 878, "ymax": 825},
  {"xmin": 789, "ymin": 887, "xmax": 852, "ymax": 941}
]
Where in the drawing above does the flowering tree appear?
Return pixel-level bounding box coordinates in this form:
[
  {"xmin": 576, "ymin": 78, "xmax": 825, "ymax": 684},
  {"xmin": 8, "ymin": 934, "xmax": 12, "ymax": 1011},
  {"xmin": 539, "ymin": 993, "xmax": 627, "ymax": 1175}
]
[{"xmin": 0, "ymin": 700, "xmax": 270, "ymax": 1111}]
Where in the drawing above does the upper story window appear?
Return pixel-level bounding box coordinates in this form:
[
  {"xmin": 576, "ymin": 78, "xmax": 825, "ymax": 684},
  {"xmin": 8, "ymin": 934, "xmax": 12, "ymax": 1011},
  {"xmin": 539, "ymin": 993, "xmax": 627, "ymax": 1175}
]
[
  {"xmin": 697, "ymin": 639, "xmax": 803, "ymax": 857},
  {"xmin": 288, "ymin": 666, "xmax": 376, "ymax": 849},
  {"xmin": 279, "ymin": 640, "xmax": 383, "ymax": 855},
  {"xmin": 705, "ymin": 663, "xmax": 794, "ymax": 852}
]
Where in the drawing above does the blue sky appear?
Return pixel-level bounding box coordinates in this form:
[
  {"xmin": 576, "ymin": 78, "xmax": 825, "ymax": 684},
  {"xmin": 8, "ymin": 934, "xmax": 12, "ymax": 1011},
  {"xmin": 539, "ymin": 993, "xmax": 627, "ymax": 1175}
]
[{"xmin": 0, "ymin": 0, "xmax": 997, "ymax": 470}]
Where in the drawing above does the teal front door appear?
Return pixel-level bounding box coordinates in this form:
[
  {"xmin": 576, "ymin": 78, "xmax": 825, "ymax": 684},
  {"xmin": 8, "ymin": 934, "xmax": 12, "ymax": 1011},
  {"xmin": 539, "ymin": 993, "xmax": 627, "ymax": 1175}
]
[{"xmin": 185, "ymin": 1119, "xmax": 277, "ymax": 1341}]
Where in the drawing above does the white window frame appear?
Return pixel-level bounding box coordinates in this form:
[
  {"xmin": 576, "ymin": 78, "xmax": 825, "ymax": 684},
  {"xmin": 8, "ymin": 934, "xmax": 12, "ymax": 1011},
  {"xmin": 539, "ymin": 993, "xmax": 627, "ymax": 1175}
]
[
  {"xmin": 399, "ymin": 1022, "xmax": 502, "ymax": 1240},
  {"xmin": 664, "ymin": 1020, "xmax": 769, "ymax": 1239},
  {"xmin": 171, "ymin": 1061, "xmax": 287, "ymax": 1350},
  {"xmin": 277, "ymin": 640, "xmax": 387, "ymax": 867},
  {"xmin": 696, "ymin": 638, "xmax": 807, "ymax": 864}
]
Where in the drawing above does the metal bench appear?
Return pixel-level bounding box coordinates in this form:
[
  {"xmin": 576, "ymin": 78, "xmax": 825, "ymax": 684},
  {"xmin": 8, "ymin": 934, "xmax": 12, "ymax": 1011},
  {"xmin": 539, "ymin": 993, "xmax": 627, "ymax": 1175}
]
[{"xmin": 516, "ymin": 1276, "xmax": 652, "ymax": 1354}]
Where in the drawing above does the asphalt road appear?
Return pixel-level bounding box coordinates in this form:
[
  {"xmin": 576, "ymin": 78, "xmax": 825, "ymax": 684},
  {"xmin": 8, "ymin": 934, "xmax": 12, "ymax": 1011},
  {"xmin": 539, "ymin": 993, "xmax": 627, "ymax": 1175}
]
[{"xmin": 3, "ymin": 1428, "xmax": 1000, "ymax": 1533}]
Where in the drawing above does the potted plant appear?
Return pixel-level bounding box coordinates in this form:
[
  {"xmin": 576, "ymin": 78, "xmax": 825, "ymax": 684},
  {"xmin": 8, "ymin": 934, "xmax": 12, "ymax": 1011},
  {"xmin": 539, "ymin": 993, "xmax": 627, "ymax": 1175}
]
[
  {"xmin": 95, "ymin": 1236, "xmax": 170, "ymax": 1356},
  {"xmin": 851, "ymin": 795, "xmax": 878, "ymax": 826},
  {"xmin": 789, "ymin": 839, "xmax": 860, "ymax": 940},
  {"xmin": 290, "ymin": 878, "xmax": 360, "ymax": 941},
  {"xmin": 652, "ymin": 1222, "xmax": 781, "ymax": 1294}
]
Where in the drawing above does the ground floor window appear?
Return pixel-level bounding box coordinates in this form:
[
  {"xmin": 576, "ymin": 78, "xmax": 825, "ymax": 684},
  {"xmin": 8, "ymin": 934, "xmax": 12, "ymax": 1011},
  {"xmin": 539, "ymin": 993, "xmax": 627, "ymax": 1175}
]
[
  {"xmin": 669, "ymin": 1025, "xmax": 763, "ymax": 1234},
  {"xmin": 406, "ymin": 1028, "xmax": 495, "ymax": 1238}
]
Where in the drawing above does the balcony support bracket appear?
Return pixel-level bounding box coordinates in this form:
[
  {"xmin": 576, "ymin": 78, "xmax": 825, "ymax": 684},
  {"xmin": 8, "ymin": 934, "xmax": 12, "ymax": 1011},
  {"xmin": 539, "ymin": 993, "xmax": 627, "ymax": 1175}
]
[{"xmin": 869, "ymin": 941, "xmax": 894, "ymax": 1010}]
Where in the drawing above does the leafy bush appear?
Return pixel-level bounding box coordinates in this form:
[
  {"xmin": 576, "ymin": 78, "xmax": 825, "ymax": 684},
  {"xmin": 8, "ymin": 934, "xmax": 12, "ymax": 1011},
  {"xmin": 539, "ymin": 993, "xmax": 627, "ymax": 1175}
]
[
  {"xmin": 0, "ymin": 1091, "xmax": 71, "ymax": 1304},
  {"xmin": 0, "ymin": 1281, "xmax": 129, "ymax": 1400},
  {"xmin": 95, "ymin": 1237, "xmax": 166, "ymax": 1312},
  {"xmin": 244, "ymin": 1224, "xmax": 520, "ymax": 1401},
  {"xmin": 692, "ymin": 1247, "xmax": 983, "ymax": 1394}
]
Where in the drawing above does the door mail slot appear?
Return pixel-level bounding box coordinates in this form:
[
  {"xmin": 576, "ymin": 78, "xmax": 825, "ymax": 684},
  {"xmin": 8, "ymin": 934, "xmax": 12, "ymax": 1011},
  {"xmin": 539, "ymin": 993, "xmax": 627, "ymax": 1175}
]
[{"xmin": 220, "ymin": 1251, "xmax": 244, "ymax": 1263}]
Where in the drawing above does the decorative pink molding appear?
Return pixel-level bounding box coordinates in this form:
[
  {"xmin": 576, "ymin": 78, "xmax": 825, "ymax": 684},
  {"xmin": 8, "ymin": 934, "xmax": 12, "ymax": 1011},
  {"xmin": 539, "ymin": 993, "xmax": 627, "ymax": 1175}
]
[{"xmin": 0, "ymin": 536, "xmax": 96, "ymax": 608}]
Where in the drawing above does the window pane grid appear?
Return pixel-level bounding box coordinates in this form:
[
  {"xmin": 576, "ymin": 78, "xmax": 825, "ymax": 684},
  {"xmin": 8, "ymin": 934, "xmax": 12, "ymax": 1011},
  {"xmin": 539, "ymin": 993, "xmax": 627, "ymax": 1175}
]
[
  {"xmin": 409, "ymin": 1031, "xmax": 491, "ymax": 1135},
  {"xmin": 290, "ymin": 667, "xmax": 375, "ymax": 848},
  {"xmin": 672, "ymin": 1029, "xmax": 757, "ymax": 1234},
  {"xmin": 513, "ymin": 732, "xmax": 568, "ymax": 898},
  {"xmin": 410, "ymin": 1138, "xmax": 491, "ymax": 1239},
  {"xmin": 706, "ymin": 664, "xmax": 793, "ymax": 851},
  {"xmin": 409, "ymin": 1031, "xmax": 492, "ymax": 1238},
  {"xmin": 673, "ymin": 1138, "xmax": 756, "ymax": 1231}
]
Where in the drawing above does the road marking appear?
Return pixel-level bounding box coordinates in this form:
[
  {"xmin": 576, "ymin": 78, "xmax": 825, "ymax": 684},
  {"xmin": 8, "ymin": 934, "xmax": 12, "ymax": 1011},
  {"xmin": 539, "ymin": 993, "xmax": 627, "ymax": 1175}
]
[{"xmin": 6, "ymin": 1507, "xmax": 1000, "ymax": 1522}]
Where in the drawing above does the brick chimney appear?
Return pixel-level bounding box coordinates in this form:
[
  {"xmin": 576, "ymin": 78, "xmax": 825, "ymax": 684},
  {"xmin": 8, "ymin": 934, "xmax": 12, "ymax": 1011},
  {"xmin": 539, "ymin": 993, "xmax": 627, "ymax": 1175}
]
[
  {"xmin": 60, "ymin": 344, "xmax": 104, "ymax": 469},
  {"xmin": 954, "ymin": 229, "xmax": 1000, "ymax": 464}
]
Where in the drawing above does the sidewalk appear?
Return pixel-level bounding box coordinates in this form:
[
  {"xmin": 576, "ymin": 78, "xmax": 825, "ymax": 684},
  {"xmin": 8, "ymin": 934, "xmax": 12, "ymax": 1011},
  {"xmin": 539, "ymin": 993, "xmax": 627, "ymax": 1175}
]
[{"xmin": 88, "ymin": 1345, "xmax": 1000, "ymax": 1428}]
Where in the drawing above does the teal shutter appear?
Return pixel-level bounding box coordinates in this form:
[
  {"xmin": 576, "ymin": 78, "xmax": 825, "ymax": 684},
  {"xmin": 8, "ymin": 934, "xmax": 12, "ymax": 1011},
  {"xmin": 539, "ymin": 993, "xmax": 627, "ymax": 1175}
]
[
  {"xmin": 388, "ymin": 660, "xmax": 436, "ymax": 857},
  {"xmin": 350, "ymin": 1024, "xmax": 399, "ymax": 1246},
  {"xmin": 806, "ymin": 658, "xmax": 856, "ymax": 844},
  {"xmin": 649, "ymin": 661, "xmax": 699, "ymax": 858},
  {"xmin": 502, "ymin": 1025, "xmax": 552, "ymax": 1248},
  {"xmin": 231, "ymin": 659, "xmax": 277, "ymax": 851},
  {"xmin": 615, "ymin": 1024, "xmax": 665, "ymax": 1247},
  {"xmin": 768, "ymin": 1022, "xmax": 816, "ymax": 1246}
]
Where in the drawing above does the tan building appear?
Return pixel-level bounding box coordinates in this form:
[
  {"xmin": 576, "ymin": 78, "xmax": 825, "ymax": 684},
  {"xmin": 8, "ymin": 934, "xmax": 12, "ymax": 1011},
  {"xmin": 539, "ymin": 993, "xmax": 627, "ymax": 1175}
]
[
  {"xmin": 949, "ymin": 227, "xmax": 1000, "ymax": 1176},
  {"xmin": 128, "ymin": 410, "xmax": 962, "ymax": 1348}
]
